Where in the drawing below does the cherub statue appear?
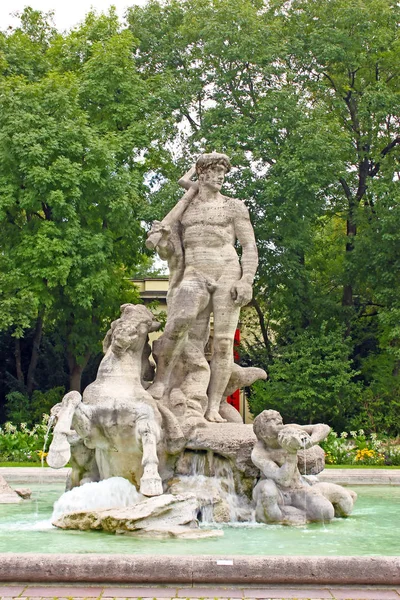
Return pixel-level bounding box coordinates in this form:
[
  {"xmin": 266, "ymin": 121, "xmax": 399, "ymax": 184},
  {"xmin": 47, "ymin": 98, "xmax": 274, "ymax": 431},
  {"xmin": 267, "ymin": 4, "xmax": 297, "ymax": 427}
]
[{"xmin": 251, "ymin": 410, "xmax": 356, "ymax": 525}]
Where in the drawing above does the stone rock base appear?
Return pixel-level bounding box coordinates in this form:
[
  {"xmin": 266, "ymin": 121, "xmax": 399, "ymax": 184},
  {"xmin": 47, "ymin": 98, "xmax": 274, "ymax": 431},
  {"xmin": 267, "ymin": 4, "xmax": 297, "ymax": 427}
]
[
  {"xmin": 0, "ymin": 474, "xmax": 23, "ymax": 503},
  {"xmin": 52, "ymin": 492, "xmax": 222, "ymax": 539}
]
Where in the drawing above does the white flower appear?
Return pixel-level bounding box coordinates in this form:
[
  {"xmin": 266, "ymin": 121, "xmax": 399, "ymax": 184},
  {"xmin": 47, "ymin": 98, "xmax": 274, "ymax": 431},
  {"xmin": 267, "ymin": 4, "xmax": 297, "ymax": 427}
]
[
  {"xmin": 340, "ymin": 432, "xmax": 348, "ymax": 438},
  {"xmin": 358, "ymin": 429, "xmax": 365, "ymax": 436},
  {"xmin": 350, "ymin": 431, "xmax": 357, "ymax": 437}
]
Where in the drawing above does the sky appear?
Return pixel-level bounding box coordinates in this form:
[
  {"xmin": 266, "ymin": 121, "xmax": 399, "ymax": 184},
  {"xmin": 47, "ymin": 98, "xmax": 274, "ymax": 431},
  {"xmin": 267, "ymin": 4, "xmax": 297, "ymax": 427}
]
[{"xmin": 1, "ymin": 0, "xmax": 147, "ymax": 32}]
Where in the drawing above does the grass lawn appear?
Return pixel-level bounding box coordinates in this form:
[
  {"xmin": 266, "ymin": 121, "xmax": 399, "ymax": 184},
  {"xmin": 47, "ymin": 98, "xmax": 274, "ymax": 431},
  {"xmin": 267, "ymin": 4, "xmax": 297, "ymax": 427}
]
[
  {"xmin": 0, "ymin": 462, "xmax": 48, "ymax": 467},
  {"xmin": 324, "ymin": 464, "xmax": 400, "ymax": 469}
]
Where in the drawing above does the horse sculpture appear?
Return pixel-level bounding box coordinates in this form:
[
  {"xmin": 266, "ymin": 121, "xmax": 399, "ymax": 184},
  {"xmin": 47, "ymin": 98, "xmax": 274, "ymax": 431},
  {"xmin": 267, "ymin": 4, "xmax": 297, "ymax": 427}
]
[{"xmin": 47, "ymin": 304, "xmax": 184, "ymax": 497}]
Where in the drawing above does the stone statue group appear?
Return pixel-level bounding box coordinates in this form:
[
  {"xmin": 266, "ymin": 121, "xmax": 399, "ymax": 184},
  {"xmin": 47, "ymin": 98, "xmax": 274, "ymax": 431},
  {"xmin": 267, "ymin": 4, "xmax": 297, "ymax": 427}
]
[{"xmin": 47, "ymin": 153, "xmax": 356, "ymax": 529}]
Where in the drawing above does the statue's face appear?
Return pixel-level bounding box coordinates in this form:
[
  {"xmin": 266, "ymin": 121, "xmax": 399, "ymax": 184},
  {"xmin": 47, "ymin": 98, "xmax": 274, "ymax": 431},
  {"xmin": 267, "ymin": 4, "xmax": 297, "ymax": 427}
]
[
  {"xmin": 200, "ymin": 163, "xmax": 226, "ymax": 192},
  {"xmin": 263, "ymin": 412, "xmax": 284, "ymax": 441}
]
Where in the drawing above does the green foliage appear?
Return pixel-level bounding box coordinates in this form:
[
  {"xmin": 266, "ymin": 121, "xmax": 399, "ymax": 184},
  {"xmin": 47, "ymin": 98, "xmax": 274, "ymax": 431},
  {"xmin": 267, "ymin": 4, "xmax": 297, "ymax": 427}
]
[
  {"xmin": 0, "ymin": 8, "xmax": 171, "ymax": 398},
  {"xmin": 1, "ymin": 0, "xmax": 400, "ymax": 435},
  {"xmin": 5, "ymin": 387, "xmax": 64, "ymax": 426},
  {"xmin": 4, "ymin": 392, "xmax": 31, "ymax": 426},
  {"xmin": 30, "ymin": 387, "xmax": 65, "ymax": 424},
  {"xmin": 0, "ymin": 416, "xmax": 52, "ymax": 463},
  {"xmin": 248, "ymin": 324, "xmax": 360, "ymax": 430}
]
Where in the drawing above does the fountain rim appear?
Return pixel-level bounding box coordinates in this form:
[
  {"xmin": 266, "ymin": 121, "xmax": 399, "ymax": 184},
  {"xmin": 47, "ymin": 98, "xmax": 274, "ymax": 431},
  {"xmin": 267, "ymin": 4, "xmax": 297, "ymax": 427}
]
[
  {"xmin": 0, "ymin": 553, "xmax": 399, "ymax": 585},
  {"xmin": 1, "ymin": 468, "xmax": 399, "ymax": 586}
]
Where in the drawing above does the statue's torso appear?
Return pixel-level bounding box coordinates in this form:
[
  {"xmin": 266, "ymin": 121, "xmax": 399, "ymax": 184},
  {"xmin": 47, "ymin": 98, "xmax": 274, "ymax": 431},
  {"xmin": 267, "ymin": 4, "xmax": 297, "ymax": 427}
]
[{"xmin": 181, "ymin": 195, "xmax": 241, "ymax": 280}]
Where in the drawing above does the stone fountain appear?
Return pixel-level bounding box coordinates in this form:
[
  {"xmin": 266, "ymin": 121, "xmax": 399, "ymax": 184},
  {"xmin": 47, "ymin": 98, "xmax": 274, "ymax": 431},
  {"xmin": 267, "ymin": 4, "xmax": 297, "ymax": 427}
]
[{"xmin": 46, "ymin": 153, "xmax": 356, "ymax": 536}]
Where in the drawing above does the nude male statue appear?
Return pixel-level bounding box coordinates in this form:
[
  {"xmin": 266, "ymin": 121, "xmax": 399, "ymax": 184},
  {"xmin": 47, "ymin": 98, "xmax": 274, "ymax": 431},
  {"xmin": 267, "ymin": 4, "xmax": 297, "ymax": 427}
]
[
  {"xmin": 146, "ymin": 153, "xmax": 258, "ymax": 423},
  {"xmin": 251, "ymin": 410, "xmax": 356, "ymax": 524}
]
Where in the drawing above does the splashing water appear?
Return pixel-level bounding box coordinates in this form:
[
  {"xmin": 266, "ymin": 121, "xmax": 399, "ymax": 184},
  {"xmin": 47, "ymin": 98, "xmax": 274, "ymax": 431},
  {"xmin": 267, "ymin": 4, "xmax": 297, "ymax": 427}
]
[
  {"xmin": 41, "ymin": 415, "xmax": 56, "ymax": 469},
  {"xmin": 173, "ymin": 452, "xmax": 254, "ymax": 524},
  {"xmin": 302, "ymin": 437, "xmax": 308, "ymax": 519},
  {"xmin": 34, "ymin": 414, "xmax": 56, "ymax": 516},
  {"xmin": 52, "ymin": 477, "xmax": 142, "ymax": 520}
]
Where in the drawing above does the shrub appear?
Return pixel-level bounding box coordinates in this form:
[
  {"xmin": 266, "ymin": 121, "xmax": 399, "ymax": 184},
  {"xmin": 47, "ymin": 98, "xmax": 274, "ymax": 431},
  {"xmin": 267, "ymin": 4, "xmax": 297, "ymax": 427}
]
[
  {"xmin": 0, "ymin": 415, "xmax": 53, "ymax": 463},
  {"xmin": 5, "ymin": 387, "xmax": 64, "ymax": 427}
]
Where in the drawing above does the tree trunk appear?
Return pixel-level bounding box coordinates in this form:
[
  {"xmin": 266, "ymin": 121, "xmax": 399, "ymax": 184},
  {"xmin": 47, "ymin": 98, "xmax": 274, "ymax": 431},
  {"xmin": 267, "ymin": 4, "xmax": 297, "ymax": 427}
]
[
  {"xmin": 251, "ymin": 296, "xmax": 273, "ymax": 362},
  {"xmin": 26, "ymin": 313, "xmax": 44, "ymax": 394},
  {"xmin": 341, "ymin": 191, "xmax": 357, "ymax": 308},
  {"xmin": 14, "ymin": 338, "xmax": 24, "ymax": 385},
  {"xmin": 67, "ymin": 351, "xmax": 91, "ymax": 393}
]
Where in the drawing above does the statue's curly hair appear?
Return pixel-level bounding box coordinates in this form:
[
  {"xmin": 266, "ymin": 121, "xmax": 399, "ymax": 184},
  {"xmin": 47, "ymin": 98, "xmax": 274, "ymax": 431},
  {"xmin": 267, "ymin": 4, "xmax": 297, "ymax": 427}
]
[
  {"xmin": 253, "ymin": 409, "xmax": 282, "ymax": 441},
  {"xmin": 195, "ymin": 152, "xmax": 231, "ymax": 175}
]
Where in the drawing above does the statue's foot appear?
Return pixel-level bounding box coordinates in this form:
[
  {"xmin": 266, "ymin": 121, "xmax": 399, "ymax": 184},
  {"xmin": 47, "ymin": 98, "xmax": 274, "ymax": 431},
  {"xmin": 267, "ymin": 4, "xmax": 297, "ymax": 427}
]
[
  {"xmin": 140, "ymin": 475, "xmax": 163, "ymax": 497},
  {"xmin": 205, "ymin": 409, "xmax": 227, "ymax": 423},
  {"xmin": 147, "ymin": 382, "xmax": 165, "ymax": 400}
]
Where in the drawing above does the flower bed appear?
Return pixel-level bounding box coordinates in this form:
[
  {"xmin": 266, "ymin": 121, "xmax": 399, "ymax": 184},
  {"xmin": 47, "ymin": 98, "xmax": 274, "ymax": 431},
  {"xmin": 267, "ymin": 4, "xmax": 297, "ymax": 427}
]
[
  {"xmin": 0, "ymin": 416, "xmax": 52, "ymax": 463},
  {"xmin": 321, "ymin": 429, "xmax": 400, "ymax": 466}
]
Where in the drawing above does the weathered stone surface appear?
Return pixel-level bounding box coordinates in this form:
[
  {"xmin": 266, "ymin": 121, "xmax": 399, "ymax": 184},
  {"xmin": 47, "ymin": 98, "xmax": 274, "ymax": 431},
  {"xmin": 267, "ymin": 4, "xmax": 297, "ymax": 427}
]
[
  {"xmin": 187, "ymin": 423, "xmax": 258, "ymax": 477},
  {"xmin": 0, "ymin": 553, "xmax": 399, "ymax": 585},
  {"xmin": 146, "ymin": 153, "xmax": 261, "ymax": 424},
  {"xmin": 14, "ymin": 487, "xmax": 32, "ymax": 499},
  {"xmin": 41, "ymin": 156, "xmax": 344, "ymax": 533},
  {"xmin": 52, "ymin": 492, "xmax": 221, "ymax": 538},
  {"xmin": 251, "ymin": 410, "xmax": 356, "ymax": 525},
  {"xmin": 131, "ymin": 525, "xmax": 223, "ymax": 539},
  {"xmin": 47, "ymin": 304, "xmax": 186, "ymax": 497},
  {"xmin": 297, "ymin": 444, "xmax": 325, "ymax": 475},
  {"xmin": 0, "ymin": 474, "xmax": 22, "ymax": 503}
]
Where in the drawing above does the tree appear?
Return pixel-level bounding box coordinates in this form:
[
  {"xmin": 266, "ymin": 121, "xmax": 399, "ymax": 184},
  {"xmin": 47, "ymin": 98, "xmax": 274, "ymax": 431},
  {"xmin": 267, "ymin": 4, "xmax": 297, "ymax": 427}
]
[
  {"xmin": 0, "ymin": 9, "xmax": 169, "ymax": 397},
  {"xmin": 128, "ymin": 0, "xmax": 400, "ymax": 432}
]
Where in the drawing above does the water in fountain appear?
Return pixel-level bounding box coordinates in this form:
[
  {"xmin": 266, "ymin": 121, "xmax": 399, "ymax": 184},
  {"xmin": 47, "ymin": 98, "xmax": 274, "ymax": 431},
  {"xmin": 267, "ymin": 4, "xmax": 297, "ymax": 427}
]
[
  {"xmin": 172, "ymin": 452, "xmax": 254, "ymax": 524},
  {"xmin": 52, "ymin": 477, "xmax": 142, "ymax": 520},
  {"xmin": 41, "ymin": 415, "xmax": 55, "ymax": 468},
  {"xmin": 302, "ymin": 437, "xmax": 308, "ymax": 522},
  {"xmin": 35, "ymin": 414, "xmax": 56, "ymax": 516}
]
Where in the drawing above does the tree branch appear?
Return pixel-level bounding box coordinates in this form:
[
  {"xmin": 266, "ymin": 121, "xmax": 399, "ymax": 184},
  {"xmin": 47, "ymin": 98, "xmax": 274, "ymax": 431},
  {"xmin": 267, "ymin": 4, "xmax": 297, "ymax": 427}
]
[
  {"xmin": 322, "ymin": 72, "xmax": 337, "ymax": 92},
  {"xmin": 339, "ymin": 177, "xmax": 353, "ymax": 202},
  {"xmin": 181, "ymin": 109, "xmax": 199, "ymax": 131},
  {"xmin": 369, "ymin": 136, "xmax": 400, "ymax": 177}
]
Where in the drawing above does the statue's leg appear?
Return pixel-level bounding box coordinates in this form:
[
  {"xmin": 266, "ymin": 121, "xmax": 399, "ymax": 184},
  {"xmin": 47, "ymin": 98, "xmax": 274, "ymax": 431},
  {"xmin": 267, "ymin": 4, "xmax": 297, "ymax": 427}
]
[
  {"xmin": 253, "ymin": 480, "xmax": 283, "ymax": 523},
  {"xmin": 47, "ymin": 391, "xmax": 82, "ymax": 469},
  {"xmin": 180, "ymin": 307, "xmax": 212, "ymax": 416},
  {"xmin": 149, "ymin": 275, "xmax": 210, "ymax": 400},
  {"xmin": 136, "ymin": 412, "xmax": 163, "ymax": 497},
  {"xmin": 291, "ymin": 489, "xmax": 335, "ymax": 522},
  {"xmin": 206, "ymin": 285, "xmax": 240, "ymax": 422},
  {"xmin": 312, "ymin": 482, "xmax": 356, "ymax": 517},
  {"xmin": 68, "ymin": 440, "xmax": 99, "ymax": 489}
]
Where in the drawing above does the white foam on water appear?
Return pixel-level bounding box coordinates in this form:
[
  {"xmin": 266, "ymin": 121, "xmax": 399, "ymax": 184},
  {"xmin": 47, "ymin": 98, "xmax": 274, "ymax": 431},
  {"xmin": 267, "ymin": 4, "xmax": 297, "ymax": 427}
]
[
  {"xmin": 183, "ymin": 452, "xmax": 255, "ymax": 524},
  {"xmin": 0, "ymin": 519, "xmax": 54, "ymax": 531},
  {"xmin": 52, "ymin": 476, "xmax": 142, "ymax": 519}
]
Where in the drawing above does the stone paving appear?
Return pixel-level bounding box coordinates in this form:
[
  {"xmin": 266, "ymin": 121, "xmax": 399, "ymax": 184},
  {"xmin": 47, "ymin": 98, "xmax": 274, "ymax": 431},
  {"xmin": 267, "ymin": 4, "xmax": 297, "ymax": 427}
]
[{"xmin": 0, "ymin": 584, "xmax": 400, "ymax": 600}]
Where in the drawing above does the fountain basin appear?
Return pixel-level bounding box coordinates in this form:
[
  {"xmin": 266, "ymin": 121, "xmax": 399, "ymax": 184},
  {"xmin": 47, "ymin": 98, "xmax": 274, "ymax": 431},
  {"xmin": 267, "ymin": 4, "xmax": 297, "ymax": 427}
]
[
  {"xmin": 0, "ymin": 483, "xmax": 399, "ymax": 556},
  {"xmin": 1, "ymin": 473, "xmax": 399, "ymax": 586}
]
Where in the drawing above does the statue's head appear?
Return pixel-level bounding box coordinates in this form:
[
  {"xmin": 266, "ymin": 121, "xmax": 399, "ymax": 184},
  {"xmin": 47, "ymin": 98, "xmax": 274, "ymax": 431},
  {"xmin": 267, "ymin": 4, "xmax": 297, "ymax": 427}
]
[
  {"xmin": 196, "ymin": 152, "xmax": 231, "ymax": 193},
  {"xmin": 103, "ymin": 304, "xmax": 160, "ymax": 355},
  {"xmin": 253, "ymin": 409, "xmax": 284, "ymax": 444}
]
